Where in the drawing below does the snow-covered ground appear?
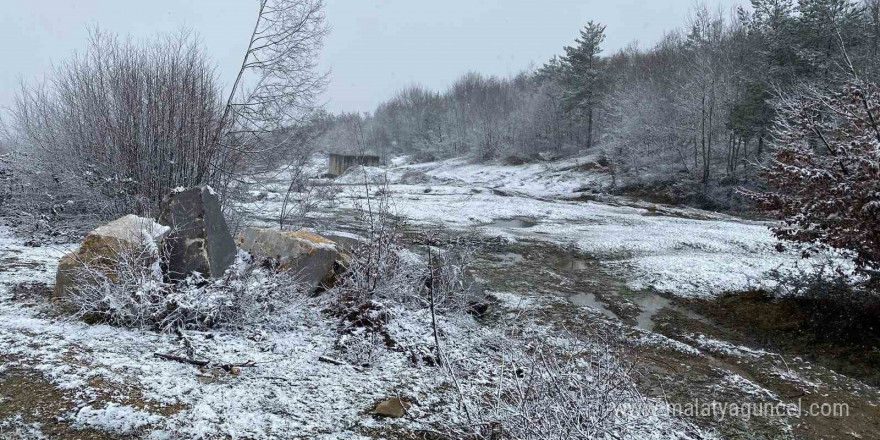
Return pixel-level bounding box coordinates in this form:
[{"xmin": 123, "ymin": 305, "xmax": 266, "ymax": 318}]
[
  {"xmin": 0, "ymin": 225, "xmax": 712, "ymax": 439},
  {"xmin": 0, "ymin": 227, "xmax": 425, "ymax": 438},
  {"xmin": 257, "ymin": 155, "xmax": 835, "ymax": 298},
  {"xmin": 0, "ymin": 155, "xmax": 872, "ymax": 439}
]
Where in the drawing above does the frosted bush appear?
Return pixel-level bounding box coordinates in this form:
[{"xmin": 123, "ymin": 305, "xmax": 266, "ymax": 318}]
[{"xmin": 67, "ymin": 250, "xmax": 307, "ymax": 332}]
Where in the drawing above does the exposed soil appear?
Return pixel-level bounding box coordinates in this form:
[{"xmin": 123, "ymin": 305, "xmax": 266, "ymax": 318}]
[
  {"xmin": 654, "ymin": 302, "xmax": 880, "ymax": 440},
  {"xmin": 682, "ymin": 290, "xmax": 880, "ymax": 389},
  {"xmin": 454, "ymin": 234, "xmax": 880, "ymax": 440},
  {"xmin": 0, "ymin": 359, "xmax": 125, "ymax": 440},
  {"xmin": 0, "ymin": 351, "xmax": 189, "ymax": 440}
]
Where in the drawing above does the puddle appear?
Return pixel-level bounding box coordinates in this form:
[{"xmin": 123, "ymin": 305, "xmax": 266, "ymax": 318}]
[
  {"xmin": 569, "ymin": 291, "xmax": 710, "ymax": 332},
  {"xmin": 554, "ymin": 258, "xmax": 592, "ymax": 271},
  {"xmin": 570, "ymin": 293, "xmax": 617, "ymax": 320},
  {"xmin": 630, "ymin": 293, "xmax": 709, "ymax": 332},
  {"xmin": 631, "ymin": 294, "xmax": 670, "ymax": 331},
  {"xmin": 486, "ymin": 218, "xmax": 537, "ymax": 228}
]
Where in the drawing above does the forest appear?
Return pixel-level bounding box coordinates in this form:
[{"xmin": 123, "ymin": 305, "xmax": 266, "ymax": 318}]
[{"xmin": 317, "ymin": 0, "xmax": 880, "ymax": 211}]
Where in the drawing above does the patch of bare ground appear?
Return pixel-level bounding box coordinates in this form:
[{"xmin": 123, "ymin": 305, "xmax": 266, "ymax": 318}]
[
  {"xmin": 460, "ymin": 234, "xmax": 880, "ymax": 440},
  {"xmin": 0, "ymin": 291, "xmax": 187, "ymax": 440},
  {"xmin": 654, "ymin": 295, "xmax": 880, "ymax": 440},
  {"xmin": 681, "ymin": 290, "xmax": 880, "ymax": 388},
  {"xmin": 0, "ymin": 359, "xmax": 124, "ymax": 440}
]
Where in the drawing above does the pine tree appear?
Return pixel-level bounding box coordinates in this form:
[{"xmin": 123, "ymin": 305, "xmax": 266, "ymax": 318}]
[
  {"xmin": 560, "ymin": 21, "xmax": 606, "ymax": 149},
  {"xmin": 796, "ymin": 0, "xmax": 865, "ymax": 76}
]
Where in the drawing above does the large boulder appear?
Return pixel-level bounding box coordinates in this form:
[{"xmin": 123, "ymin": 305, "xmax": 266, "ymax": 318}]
[
  {"xmin": 54, "ymin": 215, "xmax": 169, "ymax": 299},
  {"xmin": 237, "ymin": 228, "xmax": 349, "ymax": 292},
  {"xmin": 158, "ymin": 186, "xmax": 236, "ymax": 280}
]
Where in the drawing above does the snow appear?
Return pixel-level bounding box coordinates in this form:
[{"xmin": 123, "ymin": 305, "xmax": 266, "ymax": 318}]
[
  {"xmin": 75, "ymin": 404, "xmax": 162, "ymax": 434},
  {"xmin": 387, "ymin": 155, "xmax": 613, "ymax": 199},
  {"xmin": 0, "ymin": 415, "xmax": 46, "ymax": 440},
  {"xmin": 0, "ymin": 224, "xmax": 711, "ymax": 439},
  {"xmin": 0, "ymin": 154, "xmax": 854, "ymax": 438},
  {"xmin": 308, "ymin": 156, "xmax": 834, "ymax": 298},
  {"xmin": 687, "ymin": 334, "xmax": 770, "ymax": 359},
  {"xmin": 90, "ymin": 214, "xmax": 170, "ymax": 253},
  {"xmin": 718, "ymin": 373, "xmax": 779, "ymax": 400},
  {"xmin": 771, "ymin": 367, "xmax": 821, "ymax": 391},
  {"xmin": 488, "ymin": 290, "xmax": 537, "ymax": 310}
]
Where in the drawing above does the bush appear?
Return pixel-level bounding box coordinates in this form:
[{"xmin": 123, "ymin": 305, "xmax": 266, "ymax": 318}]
[
  {"xmin": 332, "ymin": 188, "xmax": 481, "ymax": 314},
  {"xmin": 327, "ymin": 182, "xmax": 483, "ymax": 366},
  {"xmin": 770, "ymin": 263, "xmax": 880, "ymax": 340},
  {"xmin": 615, "ymin": 175, "xmax": 754, "ymax": 212},
  {"xmin": 410, "ymin": 150, "xmax": 438, "ymax": 164},
  {"xmin": 10, "ymin": 29, "xmax": 225, "ymax": 218},
  {"xmin": 501, "ymin": 155, "xmax": 529, "ymax": 166},
  {"xmin": 0, "ymin": 149, "xmax": 12, "ymax": 214},
  {"xmin": 67, "ymin": 248, "xmax": 307, "ymax": 332},
  {"xmin": 443, "ymin": 330, "xmax": 660, "ymax": 440},
  {"xmin": 747, "ymin": 81, "xmax": 880, "ymax": 273}
]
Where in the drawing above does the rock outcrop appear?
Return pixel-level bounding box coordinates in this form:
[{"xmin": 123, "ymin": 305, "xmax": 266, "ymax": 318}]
[
  {"xmin": 237, "ymin": 228, "xmax": 349, "ymax": 292},
  {"xmin": 54, "ymin": 215, "xmax": 169, "ymax": 299},
  {"xmin": 158, "ymin": 186, "xmax": 236, "ymax": 280}
]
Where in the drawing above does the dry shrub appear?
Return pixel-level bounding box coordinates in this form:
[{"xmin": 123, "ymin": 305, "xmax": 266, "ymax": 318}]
[
  {"xmin": 442, "ymin": 330, "xmax": 660, "ymax": 440},
  {"xmin": 11, "ymin": 29, "xmax": 224, "ymax": 218},
  {"xmin": 67, "ymin": 247, "xmax": 307, "ymax": 332},
  {"xmin": 328, "ymin": 177, "xmax": 483, "ymax": 366},
  {"xmin": 769, "ymin": 261, "xmax": 880, "ymax": 341}
]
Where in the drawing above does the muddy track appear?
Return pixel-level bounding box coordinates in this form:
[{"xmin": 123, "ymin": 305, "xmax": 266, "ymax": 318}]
[
  {"xmin": 437, "ymin": 233, "xmax": 880, "ymax": 440},
  {"xmin": 289, "ymin": 182, "xmax": 880, "ymax": 440}
]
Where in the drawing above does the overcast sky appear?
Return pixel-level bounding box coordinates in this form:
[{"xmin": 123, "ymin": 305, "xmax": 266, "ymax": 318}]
[{"xmin": 0, "ymin": 0, "xmax": 748, "ymax": 116}]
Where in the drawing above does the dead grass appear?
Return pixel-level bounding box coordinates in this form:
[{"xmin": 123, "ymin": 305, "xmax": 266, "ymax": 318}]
[
  {"xmin": 0, "ymin": 361, "xmax": 126, "ymax": 439},
  {"xmin": 686, "ymin": 290, "xmax": 880, "ymax": 387}
]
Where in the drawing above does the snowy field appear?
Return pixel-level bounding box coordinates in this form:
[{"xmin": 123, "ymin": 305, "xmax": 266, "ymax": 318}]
[
  {"xmin": 0, "ymin": 155, "xmax": 870, "ymax": 438},
  {"xmin": 0, "ymin": 225, "xmax": 711, "ymax": 439},
  {"xmin": 254, "ymin": 155, "xmax": 834, "ymax": 299}
]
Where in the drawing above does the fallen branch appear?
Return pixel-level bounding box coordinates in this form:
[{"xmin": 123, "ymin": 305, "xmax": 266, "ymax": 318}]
[
  {"xmin": 154, "ymin": 352, "xmax": 259, "ymax": 372},
  {"xmin": 317, "ymin": 355, "xmax": 366, "ymax": 373},
  {"xmin": 153, "ymin": 352, "xmax": 210, "ymax": 367},
  {"xmin": 219, "ymin": 360, "xmax": 257, "ymax": 373},
  {"xmin": 318, "ymin": 355, "xmax": 347, "ymax": 366}
]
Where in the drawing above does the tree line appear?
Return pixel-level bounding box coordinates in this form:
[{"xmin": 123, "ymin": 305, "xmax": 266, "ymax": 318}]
[{"xmin": 317, "ymin": 0, "xmax": 880, "ymax": 209}]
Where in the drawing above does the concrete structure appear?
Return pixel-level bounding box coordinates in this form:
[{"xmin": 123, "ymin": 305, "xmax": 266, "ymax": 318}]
[{"xmin": 328, "ymin": 153, "xmax": 380, "ymax": 176}]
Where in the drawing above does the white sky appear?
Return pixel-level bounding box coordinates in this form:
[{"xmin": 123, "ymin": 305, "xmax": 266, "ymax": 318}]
[{"xmin": 0, "ymin": 0, "xmax": 748, "ymax": 116}]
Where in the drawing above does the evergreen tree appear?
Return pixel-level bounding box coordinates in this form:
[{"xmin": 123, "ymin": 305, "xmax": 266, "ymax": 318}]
[{"xmin": 560, "ymin": 21, "xmax": 607, "ymax": 149}]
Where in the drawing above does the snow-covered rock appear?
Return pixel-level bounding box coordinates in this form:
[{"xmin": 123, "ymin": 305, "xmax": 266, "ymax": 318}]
[
  {"xmin": 237, "ymin": 228, "xmax": 349, "ymax": 292},
  {"xmin": 54, "ymin": 214, "xmax": 169, "ymax": 299}
]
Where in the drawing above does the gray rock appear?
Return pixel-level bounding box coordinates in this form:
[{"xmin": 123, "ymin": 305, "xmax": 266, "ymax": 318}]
[
  {"xmin": 158, "ymin": 186, "xmax": 236, "ymax": 280},
  {"xmin": 237, "ymin": 228, "xmax": 349, "ymax": 292}
]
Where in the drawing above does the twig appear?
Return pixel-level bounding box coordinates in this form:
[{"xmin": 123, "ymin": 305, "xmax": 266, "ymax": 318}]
[
  {"xmin": 318, "ymin": 355, "xmax": 347, "ymax": 366},
  {"xmin": 153, "ymin": 352, "xmax": 210, "ymax": 367}
]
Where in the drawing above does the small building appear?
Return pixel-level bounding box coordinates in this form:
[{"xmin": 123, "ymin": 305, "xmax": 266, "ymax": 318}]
[{"xmin": 328, "ymin": 153, "xmax": 380, "ymax": 176}]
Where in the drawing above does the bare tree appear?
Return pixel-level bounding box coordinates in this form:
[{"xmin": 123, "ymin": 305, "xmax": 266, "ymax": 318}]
[{"xmin": 215, "ymin": 0, "xmax": 330, "ymax": 179}]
